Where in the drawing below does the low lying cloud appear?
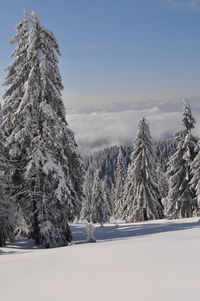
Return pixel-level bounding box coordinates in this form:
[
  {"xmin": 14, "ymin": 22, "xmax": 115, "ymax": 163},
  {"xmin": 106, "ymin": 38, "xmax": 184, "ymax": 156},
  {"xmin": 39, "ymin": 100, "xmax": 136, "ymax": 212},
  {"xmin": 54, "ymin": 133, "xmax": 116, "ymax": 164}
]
[
  {"xmin": 1, "ymin": 89, "xmax": 199, "ymax": 155},
  {"xmin": 67, "ymin": 99, "xmax": 200, "ymax": 154}
]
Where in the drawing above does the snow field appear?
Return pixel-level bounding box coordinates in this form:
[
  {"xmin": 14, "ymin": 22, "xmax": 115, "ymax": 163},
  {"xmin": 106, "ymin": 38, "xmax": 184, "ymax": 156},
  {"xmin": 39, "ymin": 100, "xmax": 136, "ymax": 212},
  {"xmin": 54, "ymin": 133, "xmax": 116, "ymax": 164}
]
[{"xmin": 1, "ymin": 217, "xmax": 200, "ymax": 301}]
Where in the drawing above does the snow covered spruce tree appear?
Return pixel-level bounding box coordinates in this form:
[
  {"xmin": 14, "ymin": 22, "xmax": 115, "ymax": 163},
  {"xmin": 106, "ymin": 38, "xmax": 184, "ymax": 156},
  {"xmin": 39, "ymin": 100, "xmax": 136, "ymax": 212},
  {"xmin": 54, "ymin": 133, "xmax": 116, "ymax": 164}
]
[
  {"xmin": 81, "ymin": 169, "xmax": 110, "ymax": 225},
  {"xmin": 122, "ymin": 118, "xmax": 163, "ymax": 222},
  {"xmin": 190, "ymin": 143, "xmax": 200, "ymax": 215},
  {"xmin": 91, "ymin": 170, "xmax": 109, "ymax": 225},
  {"xmin": 80, "ymin": 166, "xmax": 93, "ymax": 222},
  {"xmin": 156, "ymin": 164, "xmax": 168, "ymax": 199},
  {"xmin": 0, "ymin": 105, "xmax": 15, "ymax": 246},
  {"xmin": 2, "ymin": 10, "xmax": 31, "ymax": 238},
  {"xmin": 2, "ymin": 12, "xmax": 83, "ymax": 247},
  {"xmin": 101, "ymin": 178, "xmax": 111, "ymax": 221},
  {"xmin": 113, "ymin": 148, "xmax": 126, "ymax": 220},
  {"xmin": 167, "ymin": 101, "xmax": 198, "ymax": 219}
]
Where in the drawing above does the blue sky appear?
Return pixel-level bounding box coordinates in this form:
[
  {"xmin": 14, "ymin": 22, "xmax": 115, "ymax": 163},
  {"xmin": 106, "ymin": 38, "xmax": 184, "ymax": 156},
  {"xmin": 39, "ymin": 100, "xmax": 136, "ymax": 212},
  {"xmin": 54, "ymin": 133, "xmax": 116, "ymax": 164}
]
[{"xmin": 1, "ymin": 0, "xmax": 200, "ymax": 104}]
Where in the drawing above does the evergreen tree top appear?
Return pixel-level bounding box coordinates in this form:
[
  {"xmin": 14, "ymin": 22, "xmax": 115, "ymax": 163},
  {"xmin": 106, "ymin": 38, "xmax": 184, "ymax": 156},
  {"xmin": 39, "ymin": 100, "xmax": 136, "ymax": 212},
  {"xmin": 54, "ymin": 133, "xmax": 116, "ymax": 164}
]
[
  {"xmin": 10, "ymin": 9, "xmax": 30, "ymax": 46},
  {"xmin": 137, "ymin": 117, "xmax": 152, "ymax": 140},
  {"xmin": 182, "ymin": 99, "xmax": 195, "ymax": 131},
  {"xmin": 130, "ymin": 117, "xmax": 153, "ymax": 161}
]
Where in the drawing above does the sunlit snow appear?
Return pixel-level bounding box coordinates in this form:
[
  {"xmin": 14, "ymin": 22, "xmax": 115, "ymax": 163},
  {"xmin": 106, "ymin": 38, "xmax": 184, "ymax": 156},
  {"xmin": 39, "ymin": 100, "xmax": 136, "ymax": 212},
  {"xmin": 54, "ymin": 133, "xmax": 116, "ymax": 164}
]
[{"xmin": 1, "ymin": 217, "xmax": 200, "ymax": 301}]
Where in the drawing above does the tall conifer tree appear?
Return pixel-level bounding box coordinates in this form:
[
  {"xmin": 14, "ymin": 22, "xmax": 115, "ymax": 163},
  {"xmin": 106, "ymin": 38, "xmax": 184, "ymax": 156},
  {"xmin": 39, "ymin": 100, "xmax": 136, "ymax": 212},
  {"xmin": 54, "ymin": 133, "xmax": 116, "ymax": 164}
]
[
  {"xmin": 3, "ymin": 12, "xmax": 83, "ymax": 247},
  {"xmin": 91, "ymin": 170, "xmax": 107, "ymax": 225},
  {"xmin": 81, "ymin": 169, "xmax": 110, "ymax": 225},
  {"xmin": 122, "ymin": 118, "xmax": 163, "ymax": 222},
  {"xmin": 113, "ymin": 148, "xmax": 126, "ymax": 219},
  {"xmin": 167, "ymin": 101, "xmax": 197, "ymax": 219},
  {"xmin": 190, "ymin": 143, "xmax": 200, "ymax": 215},
  {"xmin": 0, "ymin": 105, "xmax": 15, "ymax": 246},
  {"xmin": 2, "ymin": 10, "xmax": 31, "ymax": 220},
  {"xmin": 80, "ymin": 166, "xmax": 93, "ymax": 222}
]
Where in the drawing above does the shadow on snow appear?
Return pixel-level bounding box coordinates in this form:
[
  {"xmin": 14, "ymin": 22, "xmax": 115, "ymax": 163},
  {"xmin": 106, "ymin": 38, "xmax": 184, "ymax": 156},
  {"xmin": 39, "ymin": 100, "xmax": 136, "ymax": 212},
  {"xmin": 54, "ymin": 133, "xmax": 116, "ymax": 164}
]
[
  {"xmin": 0, "ymin": 239, "xmax": 37, "ymax": 255},
  {"xmin": 1, "ymin": 220, "xmax": 199, "ymax": 252},
  {"xmin": 71, "ymin": 220, "xmax": 200, "ymax": 244}
]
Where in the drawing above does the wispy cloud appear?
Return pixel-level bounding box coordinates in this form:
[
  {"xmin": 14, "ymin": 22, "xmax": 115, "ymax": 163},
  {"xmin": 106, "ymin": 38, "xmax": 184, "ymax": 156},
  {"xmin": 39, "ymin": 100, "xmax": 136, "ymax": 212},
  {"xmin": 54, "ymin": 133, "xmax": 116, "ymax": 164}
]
[{"xmin": 166, "ymin": 0, "xmax": 200, "ymax": 11}]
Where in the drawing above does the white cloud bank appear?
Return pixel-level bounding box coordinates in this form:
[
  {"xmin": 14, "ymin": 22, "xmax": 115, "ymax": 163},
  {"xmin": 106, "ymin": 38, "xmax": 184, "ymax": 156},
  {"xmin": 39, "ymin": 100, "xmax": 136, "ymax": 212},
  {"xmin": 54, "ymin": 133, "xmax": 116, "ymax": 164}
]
[
  {"xmin": 67, "ymin": 99, "xmax": 200, "ymax": 154},
  {"xmin": 1, "ymin": 89, "xmax": 200, "ymax": 154}
]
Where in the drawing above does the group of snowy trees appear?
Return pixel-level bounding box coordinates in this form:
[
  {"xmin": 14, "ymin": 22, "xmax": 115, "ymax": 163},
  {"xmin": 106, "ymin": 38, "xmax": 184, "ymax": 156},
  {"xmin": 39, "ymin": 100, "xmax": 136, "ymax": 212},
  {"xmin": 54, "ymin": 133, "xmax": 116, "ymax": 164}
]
[
  {"xmin": 1, "ymin": 11, "xmax": 200, "ymax": 248},
  {"xmin": 81, "ymin": 167, "xmax": 111, "ymax": 225},
  {"xmin": 0, "ymin": 11, "xmax": 83, "ymax": 247},
  {"xmin": 82, "ymin": 101, "xmax": 200, "ymax": 224}
]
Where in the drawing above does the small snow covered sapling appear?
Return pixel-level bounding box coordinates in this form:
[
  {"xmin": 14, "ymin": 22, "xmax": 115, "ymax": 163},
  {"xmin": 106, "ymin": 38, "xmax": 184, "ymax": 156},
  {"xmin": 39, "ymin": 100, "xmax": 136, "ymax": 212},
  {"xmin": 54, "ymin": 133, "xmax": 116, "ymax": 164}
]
[{"xmin": 85, "ymin": 222, "xmax": 96, "ymax": 243}]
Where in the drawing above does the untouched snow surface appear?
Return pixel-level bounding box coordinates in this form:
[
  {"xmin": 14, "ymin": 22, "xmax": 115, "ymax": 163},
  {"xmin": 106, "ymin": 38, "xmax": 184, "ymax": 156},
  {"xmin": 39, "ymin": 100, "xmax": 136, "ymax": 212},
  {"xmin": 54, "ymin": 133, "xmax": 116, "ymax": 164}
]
[{"xmin": 1, "ymin": 217, "xmax": 200, "ymax": 301}]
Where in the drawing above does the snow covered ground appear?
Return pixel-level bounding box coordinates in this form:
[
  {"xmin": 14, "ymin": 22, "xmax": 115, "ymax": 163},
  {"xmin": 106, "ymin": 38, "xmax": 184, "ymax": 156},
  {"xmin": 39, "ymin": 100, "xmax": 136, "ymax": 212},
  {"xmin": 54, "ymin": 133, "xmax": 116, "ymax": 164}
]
[{"xmin": 1, "ymin": 217, "xmax": 200, "ymax": 301}]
